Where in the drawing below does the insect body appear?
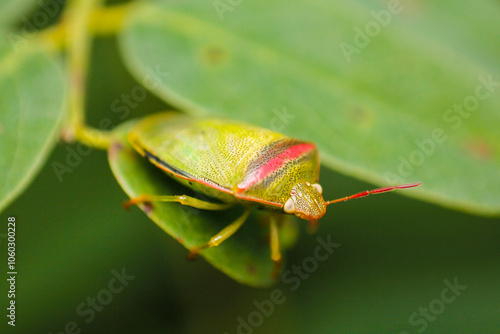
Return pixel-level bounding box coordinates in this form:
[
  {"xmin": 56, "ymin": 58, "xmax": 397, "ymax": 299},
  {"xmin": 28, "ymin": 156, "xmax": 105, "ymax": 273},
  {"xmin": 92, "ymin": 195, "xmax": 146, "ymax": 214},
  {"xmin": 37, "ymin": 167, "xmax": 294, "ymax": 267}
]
[{"xmin": 125, "ymin": 112, "xmax": 421, "ymax": 274}]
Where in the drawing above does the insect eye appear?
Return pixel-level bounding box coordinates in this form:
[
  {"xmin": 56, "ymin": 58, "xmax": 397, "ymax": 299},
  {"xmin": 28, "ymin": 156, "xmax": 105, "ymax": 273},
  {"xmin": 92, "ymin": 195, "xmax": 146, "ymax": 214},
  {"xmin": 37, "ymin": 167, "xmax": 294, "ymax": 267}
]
[
  {"xmin": 284, "ymin": 198, "xmax": 296, "ymax": 214},
  {"xmin": 312, "ymin": 183, "xmax": 323, "ymax": 194}
]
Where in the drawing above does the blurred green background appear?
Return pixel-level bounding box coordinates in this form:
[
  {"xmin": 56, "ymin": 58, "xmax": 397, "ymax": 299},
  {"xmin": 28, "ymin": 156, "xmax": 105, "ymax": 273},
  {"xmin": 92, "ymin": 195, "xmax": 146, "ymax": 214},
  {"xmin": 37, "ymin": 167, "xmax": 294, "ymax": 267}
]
[{"xmin": 1, "ymin": 0, "xmax": 500, "ymax": 333}]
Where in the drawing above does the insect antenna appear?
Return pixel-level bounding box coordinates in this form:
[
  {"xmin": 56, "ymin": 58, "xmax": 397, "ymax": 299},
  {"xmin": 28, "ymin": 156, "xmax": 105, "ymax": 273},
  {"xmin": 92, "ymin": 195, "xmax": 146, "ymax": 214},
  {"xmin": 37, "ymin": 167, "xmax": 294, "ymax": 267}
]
[{"xmin": 325, "ymin": 182, "xmax": 422, "ymax": 206}]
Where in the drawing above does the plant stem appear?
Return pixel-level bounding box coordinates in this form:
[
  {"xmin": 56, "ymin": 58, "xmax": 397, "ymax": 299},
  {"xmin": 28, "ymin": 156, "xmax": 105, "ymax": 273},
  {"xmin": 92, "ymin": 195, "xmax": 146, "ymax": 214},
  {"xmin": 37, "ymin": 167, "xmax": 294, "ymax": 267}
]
[
  {"xmin": 89, "ymin": 3, "xmax": 132, "ymax": 36},
  {"xmin": 40, "ymin": 4, "xmax": 132, "ymax": 51},
  {"xmin": 65, "ymin": 0, "xmax": 111, "ymax": 150}
]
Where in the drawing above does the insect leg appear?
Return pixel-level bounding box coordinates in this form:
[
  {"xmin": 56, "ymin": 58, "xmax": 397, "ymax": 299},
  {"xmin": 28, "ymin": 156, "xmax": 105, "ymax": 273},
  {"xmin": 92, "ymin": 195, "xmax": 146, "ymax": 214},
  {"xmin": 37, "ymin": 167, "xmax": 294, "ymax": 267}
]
[
  {"xmin": 188, "ymin": 207, "xmax": 252, "ymax": 259},
  {"xmin": 269, "ymin": 214, "xmax": 283, "ymax": 279},
  {"xmin": 123, "ymin": 194, "xmax": 234, "ymax": 210}
]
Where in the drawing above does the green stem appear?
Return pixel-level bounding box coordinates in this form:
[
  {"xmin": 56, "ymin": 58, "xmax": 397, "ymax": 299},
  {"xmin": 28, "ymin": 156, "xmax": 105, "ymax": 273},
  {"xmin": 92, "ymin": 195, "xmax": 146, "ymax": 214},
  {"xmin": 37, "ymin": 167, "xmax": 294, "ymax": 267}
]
[
  {"xmin": 65, "ymin": 0, "xmax": 112, "ymax": 150},
  {"xmin": 40, "ymin": 4, "xmax": 132, "ymax": 51}
]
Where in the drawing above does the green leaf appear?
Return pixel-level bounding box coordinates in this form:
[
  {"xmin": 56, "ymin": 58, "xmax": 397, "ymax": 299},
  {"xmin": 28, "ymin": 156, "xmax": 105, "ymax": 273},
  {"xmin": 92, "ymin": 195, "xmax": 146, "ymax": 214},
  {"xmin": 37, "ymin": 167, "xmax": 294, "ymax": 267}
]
[
  {"xmin": 0, "ymin": 37, "xmax": 66, "ymax": 213},
  {"xmin": 0, "ymin": 0, "xmax": 40, "ymax": 26},
  {"xmin": 108, "ymin": 119, "xmax": 299, "ymax": 287},
  {"xmin": 119, "ymin": 0, "xmax": 500, "ymax": 216}
]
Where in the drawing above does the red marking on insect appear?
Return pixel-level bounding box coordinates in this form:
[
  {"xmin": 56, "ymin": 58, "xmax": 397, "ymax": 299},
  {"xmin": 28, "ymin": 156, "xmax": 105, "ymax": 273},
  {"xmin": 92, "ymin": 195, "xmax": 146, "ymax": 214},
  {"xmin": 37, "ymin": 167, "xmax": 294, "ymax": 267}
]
[{"xmin": 237, "ymin": 143, "xmax": 315, "ymax": 191}]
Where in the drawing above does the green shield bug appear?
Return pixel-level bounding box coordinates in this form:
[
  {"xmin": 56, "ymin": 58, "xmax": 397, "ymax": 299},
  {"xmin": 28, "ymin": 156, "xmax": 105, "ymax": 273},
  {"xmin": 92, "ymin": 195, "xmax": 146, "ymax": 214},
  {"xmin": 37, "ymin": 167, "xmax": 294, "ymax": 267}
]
[{"xmin": 124, "ymin": 112, "xmax": 421, "ymax": 276}]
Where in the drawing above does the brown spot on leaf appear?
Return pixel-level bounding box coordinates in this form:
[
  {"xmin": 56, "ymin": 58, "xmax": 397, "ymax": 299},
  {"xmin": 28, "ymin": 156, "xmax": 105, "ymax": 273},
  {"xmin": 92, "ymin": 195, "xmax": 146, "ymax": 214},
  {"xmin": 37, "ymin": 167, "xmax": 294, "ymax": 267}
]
[
  {"xmin": 402, "ymin": 0, "xmax": 425, "ymax": 18},
  {"xmin": 60, "ymin": 127, "xmax": 75, "ymax": 142},
  {"xmin": 201, "ymin": 45, "xmax": 229, "ymax": 67},
  {"xmin": 109, "ymin": 142, "xmax": 123, "ymax": 159},
  {"xmin": 464, "ymin": 139, "xmax": 494, "ymax": 161},
  {"xmin": 247, "ymin": 264, "xmax": 257, "ymax": 275},
  {"xmin": 140, "ymin": 202, "xmax": 153, "ymax": 214},
  {"xmin": 348, "ymin": 106, "xmax": 374, "ymax": 128}
]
